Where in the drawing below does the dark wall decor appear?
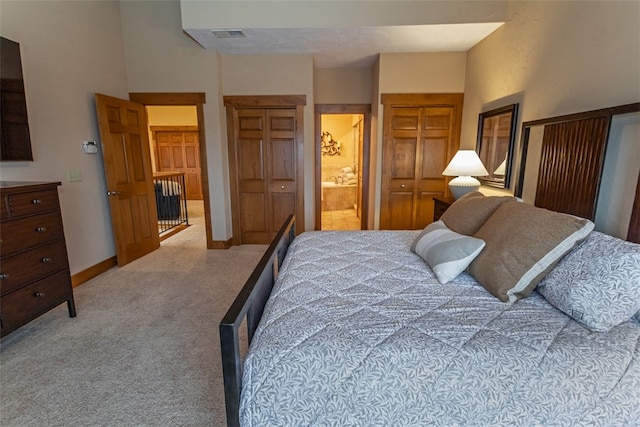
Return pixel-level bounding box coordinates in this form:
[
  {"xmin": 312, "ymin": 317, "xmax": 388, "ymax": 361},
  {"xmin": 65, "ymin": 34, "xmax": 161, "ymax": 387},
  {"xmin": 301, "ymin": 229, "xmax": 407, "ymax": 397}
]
[
  {"xmin": 475, "ymin": 103, "xmax": 518, "ymax": 188},
  {"xmin": 0, "ymin": 37, "xmax": 33, "ymax": 161},
  {"xmin": 321, "ymin": 131, "xmax": 341, "ymax": 156}
]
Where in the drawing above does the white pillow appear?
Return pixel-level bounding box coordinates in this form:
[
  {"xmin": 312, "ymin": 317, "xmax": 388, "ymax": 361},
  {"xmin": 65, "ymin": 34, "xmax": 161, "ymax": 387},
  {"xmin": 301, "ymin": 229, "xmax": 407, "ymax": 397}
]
[
  {"xmin": 537, "ymin": 231, "xmax": 640, "ymax": 332},
  {"xmin": 411, "ymin": 220, "xmax": 486, "ymax": 284}
]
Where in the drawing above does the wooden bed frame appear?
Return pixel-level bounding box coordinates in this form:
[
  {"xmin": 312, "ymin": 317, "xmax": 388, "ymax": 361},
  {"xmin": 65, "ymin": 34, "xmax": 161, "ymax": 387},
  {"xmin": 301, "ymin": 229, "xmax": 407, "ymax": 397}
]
[
  {"xmin": 219, "ymin": 214, "xmax": 296, "ymax": 427},
  {"xmin": 219, "ymin": 103, "xmax": 639, "ymax": 427}
]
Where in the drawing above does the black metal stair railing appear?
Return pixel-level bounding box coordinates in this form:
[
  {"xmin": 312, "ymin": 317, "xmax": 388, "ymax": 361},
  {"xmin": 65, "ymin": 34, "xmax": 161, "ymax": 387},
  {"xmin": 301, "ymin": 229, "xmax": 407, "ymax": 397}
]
[{"xmin": 153, "ymin": 172, "xmax": 189, "ymax": 235}]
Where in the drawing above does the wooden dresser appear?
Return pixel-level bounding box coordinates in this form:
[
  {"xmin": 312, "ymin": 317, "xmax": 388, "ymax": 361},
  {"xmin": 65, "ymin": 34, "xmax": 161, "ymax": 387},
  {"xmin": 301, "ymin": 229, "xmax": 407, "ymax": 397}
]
[{"xmin": 0, "ymin": 181, "xmax": 76, "ymax": 337}]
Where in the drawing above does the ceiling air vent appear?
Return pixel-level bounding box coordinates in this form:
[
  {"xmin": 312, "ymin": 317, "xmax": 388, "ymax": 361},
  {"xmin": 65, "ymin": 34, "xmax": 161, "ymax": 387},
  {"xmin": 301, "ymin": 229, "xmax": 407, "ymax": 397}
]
[{"xmin": 211, "ymin": 30, "xmax": 247, "ymax": 39}]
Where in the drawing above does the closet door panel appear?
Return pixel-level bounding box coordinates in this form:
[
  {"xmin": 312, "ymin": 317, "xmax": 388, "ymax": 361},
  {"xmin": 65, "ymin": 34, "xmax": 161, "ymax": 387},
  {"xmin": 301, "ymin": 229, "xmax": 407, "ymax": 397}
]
[
  {"xmin": 236, "ymin": 108, "xmax": 269, "ymax": 243},
  {"xmin": 240, "ymin": 193, "xmax": 268, "ymax": 244},
  {"xmin": 267, "ymin": 109, "xmax": 297, "ymax": 235},
  {"xmin": 270, "ymin": 192, "xmax": 296, "ymax": 239},
  {"xmin": 388, "ymin": 191, "xmax": 414, "ymax": 230},
  {"xmin": 269, "ymin": 138, "xmax": 295, "ymax": 181},
  {"xmin": 415, "ymin": 191, "xmax": 439, "ymax": 229}
]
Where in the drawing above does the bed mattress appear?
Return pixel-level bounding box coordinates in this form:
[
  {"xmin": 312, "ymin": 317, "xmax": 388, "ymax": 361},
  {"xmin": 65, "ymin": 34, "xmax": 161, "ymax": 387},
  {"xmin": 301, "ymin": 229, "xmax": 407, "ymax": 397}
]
[{"xmin": 240, "ymin": 231, "xmax": 640, "ymax": 426}]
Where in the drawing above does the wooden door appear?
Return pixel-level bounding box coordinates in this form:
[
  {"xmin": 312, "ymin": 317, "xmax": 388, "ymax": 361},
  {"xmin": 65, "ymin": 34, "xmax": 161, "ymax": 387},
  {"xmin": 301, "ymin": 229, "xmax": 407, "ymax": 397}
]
[
  {"xmin": 233, "ymin": 108, "xmax": 297, "ymax": 243},
  {"xmin": 266, "ymin": 109, "xmax": 297, "ymax": 240},
  {"xmin": 154, "ymin": 129, "xmax": 203, "ymax": 200},
  {"xmin": 95, "ymin": 94, "xmax": 159, "ymax": 266},
  {"xmin": 380, "ymin": 94, "xmax": 463, "ymax": 230},
  {"xmin": 183, "ymin": 131, "xmax": 203, "ymax": 200}
]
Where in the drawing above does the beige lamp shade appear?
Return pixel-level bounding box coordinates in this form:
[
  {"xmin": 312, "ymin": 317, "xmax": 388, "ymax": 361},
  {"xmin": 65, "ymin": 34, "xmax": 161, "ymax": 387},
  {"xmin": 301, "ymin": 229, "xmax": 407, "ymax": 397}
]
[
  {"xmin": 442, "ymin": 150, "xmax": 489, "ymax": 199},
  {"xmin": 494, "ymin": 158, "xmax": 507, "ymax": 176}
]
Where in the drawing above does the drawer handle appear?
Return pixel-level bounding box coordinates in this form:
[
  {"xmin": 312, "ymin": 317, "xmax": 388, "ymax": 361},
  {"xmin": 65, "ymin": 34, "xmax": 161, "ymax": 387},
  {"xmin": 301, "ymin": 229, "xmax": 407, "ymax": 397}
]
[
  {"xmin": 0, "ymin": 273, "xmax": 8, "ymax": 280},
  {"xmin": 42, "ymin": 257, "xmax": 53, "ymax": 263},
  {"xmin": 32, "ymin": 199, "xmax": 42, "ymax": 205},
  {"xmin": 34, "ymin": 292, "xmax": 46, "ymax": 298},
  {"xmin": 401, "ymin": 184, "xmax": 405, "ymax": 188},
  {"xmin": 36, "ymin": 226, "xmax": 47, "ymax": 233},
  {"xmin": 281, "ymin": 185, "xmax": 285, "ymax": 189}
]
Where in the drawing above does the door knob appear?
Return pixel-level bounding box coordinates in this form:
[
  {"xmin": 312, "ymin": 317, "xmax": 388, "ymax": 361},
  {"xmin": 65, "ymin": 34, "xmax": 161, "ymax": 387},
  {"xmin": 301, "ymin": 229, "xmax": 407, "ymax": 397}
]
[{"xmin": 107, "ymin": 191, "xmax": 123, "ymax": 196}]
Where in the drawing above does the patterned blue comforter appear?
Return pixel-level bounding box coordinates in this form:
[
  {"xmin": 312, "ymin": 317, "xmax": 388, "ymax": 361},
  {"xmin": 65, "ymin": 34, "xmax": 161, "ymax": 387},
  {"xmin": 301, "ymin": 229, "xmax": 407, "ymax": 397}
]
[{"xmin": 240, "ymin": 231, "xmax": 640, "ymax": 426}]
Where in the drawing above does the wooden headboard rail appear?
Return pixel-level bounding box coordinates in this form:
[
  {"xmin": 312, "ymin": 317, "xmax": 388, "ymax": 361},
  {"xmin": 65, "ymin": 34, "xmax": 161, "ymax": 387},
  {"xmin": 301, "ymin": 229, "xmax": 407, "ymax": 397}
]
[{"xmin": 515, "ymin": 102, "xmax": 640, "ymax": 242}]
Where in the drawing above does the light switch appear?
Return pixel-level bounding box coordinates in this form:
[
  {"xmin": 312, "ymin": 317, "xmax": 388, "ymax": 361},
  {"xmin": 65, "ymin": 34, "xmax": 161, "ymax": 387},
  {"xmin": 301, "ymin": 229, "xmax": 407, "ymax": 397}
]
[{"xmin": 67, "ymin": 169, "xmax": 82, "ymax": 182}]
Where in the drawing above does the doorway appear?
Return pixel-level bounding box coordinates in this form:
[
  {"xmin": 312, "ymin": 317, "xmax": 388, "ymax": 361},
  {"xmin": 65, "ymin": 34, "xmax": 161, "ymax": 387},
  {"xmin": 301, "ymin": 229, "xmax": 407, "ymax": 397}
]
[
  {"xmin": 129, "ymin": 92, "xmax": 214, "ymax": 249},
  {"xmin": 315, "ymin": 104, "xmax": 371, "ymax": 231}
]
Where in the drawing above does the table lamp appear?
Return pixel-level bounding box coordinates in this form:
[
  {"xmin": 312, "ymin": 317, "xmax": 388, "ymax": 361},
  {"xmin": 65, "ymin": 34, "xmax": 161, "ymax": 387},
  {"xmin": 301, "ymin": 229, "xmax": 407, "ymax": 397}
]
[{"xmin": 442, "ymin": 150, "xmax": 489, "ymax": 199}]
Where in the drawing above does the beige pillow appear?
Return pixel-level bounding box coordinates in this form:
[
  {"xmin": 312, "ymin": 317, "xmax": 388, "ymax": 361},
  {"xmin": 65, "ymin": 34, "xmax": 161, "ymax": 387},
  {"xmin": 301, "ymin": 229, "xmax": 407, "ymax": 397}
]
[
  {"xmin": 440, "ymin": 191, "xmax": 514, "ymax": 236},
  {"xmin": 468, "ymin": 200, "xmax": 594, "ymax": 303}
]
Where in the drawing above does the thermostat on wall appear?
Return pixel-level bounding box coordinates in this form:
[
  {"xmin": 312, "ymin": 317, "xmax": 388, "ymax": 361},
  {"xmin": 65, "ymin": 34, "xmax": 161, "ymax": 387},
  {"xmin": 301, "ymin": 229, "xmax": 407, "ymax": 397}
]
[{"xmin": 82, "ymin": 141, "xmax": 98, "ymax": 154}]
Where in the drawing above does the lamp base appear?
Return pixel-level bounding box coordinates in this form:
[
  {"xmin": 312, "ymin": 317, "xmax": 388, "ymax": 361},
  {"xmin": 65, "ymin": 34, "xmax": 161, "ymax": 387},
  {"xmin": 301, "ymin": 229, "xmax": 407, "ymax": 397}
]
[{"xmin": 449, "ymin": 176, "xmax": 481, "ymax": 199}]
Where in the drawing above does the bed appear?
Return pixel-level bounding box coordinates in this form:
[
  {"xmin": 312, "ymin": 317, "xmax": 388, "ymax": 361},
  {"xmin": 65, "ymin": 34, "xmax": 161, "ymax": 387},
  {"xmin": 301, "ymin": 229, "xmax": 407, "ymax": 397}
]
[{"xmin": 220, "ymin": 104, "xmax": 640, "ymax": 426}]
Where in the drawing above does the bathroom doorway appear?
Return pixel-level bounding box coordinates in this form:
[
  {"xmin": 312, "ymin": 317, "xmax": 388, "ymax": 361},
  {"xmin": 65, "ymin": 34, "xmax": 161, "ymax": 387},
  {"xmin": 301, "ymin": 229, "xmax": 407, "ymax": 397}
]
[{"xmin": 315, "ymin": 104, "xmax": 371, "ymax": 231}]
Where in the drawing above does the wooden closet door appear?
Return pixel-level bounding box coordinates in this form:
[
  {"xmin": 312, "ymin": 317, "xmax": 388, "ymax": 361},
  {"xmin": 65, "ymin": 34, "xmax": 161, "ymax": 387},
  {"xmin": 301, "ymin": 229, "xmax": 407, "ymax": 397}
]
[
  {"xmin": 266, "ymin": 109, "xmax": 297, "ymax": 240},
  {"xmin": 183, "ymin": 131, "xmax": 203, "ymax": 200},
  {"xmin": 380, "ymin": 94, "xmax": 462, "ymax": 230},
  {"xmin": 234, "ymin": 107, "xmax": 298, "ymax": 243},
  {"xmin": 415, "ymin": 107, "xmax": 454, "ymax": 229},
  {"xmin": 226, "ymin": 95, "xmax": 306, "ymax": 246},
  {"xmin": 236, "ymin": 109, "xmax": 270, "ymax": 244},
  {"xmin": 381, "ymin": 107, "xmax": 420, "ymax": 230},
  {"xmin": 155, "ymin": 130, "xmax": 203, "ymax": 200}
]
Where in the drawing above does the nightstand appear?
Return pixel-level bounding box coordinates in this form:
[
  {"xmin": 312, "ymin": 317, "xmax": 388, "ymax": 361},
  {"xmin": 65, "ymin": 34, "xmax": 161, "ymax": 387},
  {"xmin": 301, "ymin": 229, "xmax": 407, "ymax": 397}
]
[{"xmin": 433, "ymin": 196, "xmax": 456, "ymax": 222}]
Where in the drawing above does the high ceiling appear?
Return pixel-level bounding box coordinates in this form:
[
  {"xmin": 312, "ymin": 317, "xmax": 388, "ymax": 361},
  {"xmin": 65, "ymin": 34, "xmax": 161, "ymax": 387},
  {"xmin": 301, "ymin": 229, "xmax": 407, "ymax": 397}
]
[
  {"xmin": 185, "ymin": 23, "xmax": 504, "ymax": 68},
  {"xmin": 180, "ymin": 1, "xmax": 507, "ymax": 68}
]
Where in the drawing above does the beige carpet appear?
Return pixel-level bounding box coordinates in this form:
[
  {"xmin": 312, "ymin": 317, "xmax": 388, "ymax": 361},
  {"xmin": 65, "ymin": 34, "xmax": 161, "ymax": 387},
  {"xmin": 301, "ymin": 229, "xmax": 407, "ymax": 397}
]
[{"xmin": 0, "ymin": 202, "xmax": 266, "ymax": 426}]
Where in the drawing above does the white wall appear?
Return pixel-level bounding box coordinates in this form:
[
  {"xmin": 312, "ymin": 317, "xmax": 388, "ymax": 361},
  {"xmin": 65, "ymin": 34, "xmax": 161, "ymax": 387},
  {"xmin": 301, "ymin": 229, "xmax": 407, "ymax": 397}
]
[
  {"xmin": 462, "ymin": 0, "xmax": 640, "ymax": 196},
  {"xmin": 314, "ymin": 68, "xmax": 373, "ymax": 105},
  {"xmin": 0, "ymin": 1, "xmax": 128, "ymax": 275},
  {"xmin": 378, "ymin": 52, "xmax": 467, "ymax": 94}
]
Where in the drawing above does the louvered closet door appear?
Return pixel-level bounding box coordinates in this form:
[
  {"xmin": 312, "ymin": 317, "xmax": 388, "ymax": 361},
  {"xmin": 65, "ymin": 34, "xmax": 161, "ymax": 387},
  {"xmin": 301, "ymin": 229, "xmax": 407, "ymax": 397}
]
[
  {"xmin": 235, "ymin": 108, "xmax": 297, "ymax": 243},
  {"xmin": 380, "ymin": 105, "xmax": 455, "ymax": 230}
]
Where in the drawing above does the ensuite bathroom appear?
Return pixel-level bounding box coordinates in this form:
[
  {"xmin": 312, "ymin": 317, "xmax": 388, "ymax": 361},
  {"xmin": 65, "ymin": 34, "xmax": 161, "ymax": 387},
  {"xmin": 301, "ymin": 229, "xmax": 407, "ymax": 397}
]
[{"xmin": 320, "ymin": 113, "xmax": 363, "ymax": 230}]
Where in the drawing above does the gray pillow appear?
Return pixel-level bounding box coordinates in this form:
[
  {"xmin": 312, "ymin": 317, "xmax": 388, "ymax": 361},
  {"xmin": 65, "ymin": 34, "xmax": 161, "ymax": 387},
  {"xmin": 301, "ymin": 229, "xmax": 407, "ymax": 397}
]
[
  {"xmin": 537, "ymin": 231, "xmax": 640, "ymax": 332},
  {"xmin": 440, "ymin": 191, "xmax": 514, "ymax": 236},
  {"xmin": 469, "ymin": 201, "xmax": 594, "ymax": 302},
  {"xmin": 411, "ymin": 220, "xmax": 485, "ymax": 284}
]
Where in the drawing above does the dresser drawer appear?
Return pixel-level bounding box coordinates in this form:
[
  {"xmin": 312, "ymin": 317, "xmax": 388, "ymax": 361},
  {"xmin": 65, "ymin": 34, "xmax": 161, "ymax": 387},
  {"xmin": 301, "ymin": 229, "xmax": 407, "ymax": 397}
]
[
  {"xmin": 0, "ymin": 212, "xmax": 65, "ymax": 256},
  {"xmin": 0, "ymin": 241, "xmax": 69, "ymax": 295},
  {"xmin": 1, "ymin": 270, "xmax": 72, "ymax": 334},
  {"xmin": 5, "ymin": 189, "xmax": 60, "ymax": 218}
]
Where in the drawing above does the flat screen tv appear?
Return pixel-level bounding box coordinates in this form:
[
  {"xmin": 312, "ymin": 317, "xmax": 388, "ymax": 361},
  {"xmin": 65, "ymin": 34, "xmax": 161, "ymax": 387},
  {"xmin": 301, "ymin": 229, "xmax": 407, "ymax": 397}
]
[{"xmin": 1, "ymin": 36, "xmax": 33, "ymax": 161}]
